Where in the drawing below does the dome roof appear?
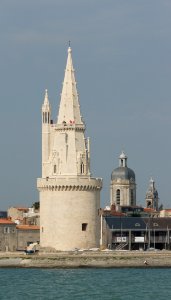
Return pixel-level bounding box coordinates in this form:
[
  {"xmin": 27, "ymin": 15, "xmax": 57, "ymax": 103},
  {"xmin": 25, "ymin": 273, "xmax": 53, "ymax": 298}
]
[{"xmin": 111, "ymin": 167, "xmax": 135, "ymax": 181}]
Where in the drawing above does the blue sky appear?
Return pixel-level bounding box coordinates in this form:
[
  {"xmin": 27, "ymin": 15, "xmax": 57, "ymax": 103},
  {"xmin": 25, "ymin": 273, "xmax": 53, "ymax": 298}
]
[{"xmin": 0, "ymin": 0, "xmax": 171, "ymax": 210}]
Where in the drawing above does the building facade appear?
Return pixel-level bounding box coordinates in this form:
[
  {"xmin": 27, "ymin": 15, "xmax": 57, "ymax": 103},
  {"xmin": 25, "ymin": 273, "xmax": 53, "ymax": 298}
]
[
  {"xmin": 37, "ymin": 47, "xmax": 102, "ymax": 251},
  {"xmin": 16, "ymin": 225, "xmax": 40, "ymax": 251},
  {"xmin": 0, "ymin": 219, "xmax": 17, "ymax": 251},
  {"xmin": 103, "ymin": 216, "xmax": 171, "ymax": 251},
  {"xmin": 110, "ymin": 151, "xmax": 136, "ymax": 208},
  {"xmin": 8, "ymin": 207, "xmax": 29, "ymax": 224}
]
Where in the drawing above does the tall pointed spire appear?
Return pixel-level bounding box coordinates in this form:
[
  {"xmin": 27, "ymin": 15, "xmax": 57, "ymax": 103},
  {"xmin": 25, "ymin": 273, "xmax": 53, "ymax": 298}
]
[
  {"xmin": 44, "ymin": 89, "xmax": 49, "ymax": 105},
  {"xmin": 57, "ymin": 47, "xmax": 84, "ymax": 126}
]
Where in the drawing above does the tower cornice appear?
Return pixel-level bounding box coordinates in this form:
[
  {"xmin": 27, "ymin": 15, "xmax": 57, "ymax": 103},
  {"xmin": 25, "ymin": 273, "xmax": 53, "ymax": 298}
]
[
  {"xmin": 37, "ymin": 177, "xmax": 102, "ymax": 192},
  {"xmin": 54, "ymin": 123, "xmax": 85, "ymax": 132}
]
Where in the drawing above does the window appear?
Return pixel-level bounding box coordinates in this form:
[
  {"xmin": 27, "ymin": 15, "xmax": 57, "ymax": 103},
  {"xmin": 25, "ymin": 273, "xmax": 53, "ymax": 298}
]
[
  {"xmin": 27, "ymin": 241, "xmax": 33, "ymax": 246},
  {"xmin": 135, "ymin": 223, "xmax": 140, "ymax": 227},
  {"xmin": 131, "ymin": 190, "xmax": 134, "ymax": 206},
  {"xmin": 82, "ymin": 223, "xmax": 88, "ymax": 231},
  {"xmin": 54, "ymin": 165, "xmax": 57, "ymax": 174},
  {"xmin": 81, "ymin": 163, "xmax": 84, "ymax": 174},
  {"xmin": 116, "ymin": 189, "xmax": 120, "ymax": 205},
  {"xmin": 4, "ymin": 227, "xmax": 10, "ymax": 234}
]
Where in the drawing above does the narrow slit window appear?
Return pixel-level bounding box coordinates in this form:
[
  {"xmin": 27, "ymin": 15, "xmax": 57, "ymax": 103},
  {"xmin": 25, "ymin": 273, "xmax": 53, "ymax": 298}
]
[
  {"xmin": 131, "ymin": 190, "xmax": 134, "ymax": 206},
  {"xmin": 116, "ymin": 189, "xmax": 120, "ymax": 205},
  {"xmin": 82, "ymin": 223, "xmax": 88, "ymax": 231},
  {"xmin": 45, "ymin": 112, "xmax": 47, "ymax": 123},
  {"xmin": 81, "ymin": 163, "xmax": 84, "ymax": 174}
]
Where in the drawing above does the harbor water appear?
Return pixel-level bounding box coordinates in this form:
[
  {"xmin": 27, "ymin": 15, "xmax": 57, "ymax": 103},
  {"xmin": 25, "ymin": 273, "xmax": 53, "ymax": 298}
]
[{"xmin": 0, "ymin": 268, "xmax": 171, "ymax": 299}]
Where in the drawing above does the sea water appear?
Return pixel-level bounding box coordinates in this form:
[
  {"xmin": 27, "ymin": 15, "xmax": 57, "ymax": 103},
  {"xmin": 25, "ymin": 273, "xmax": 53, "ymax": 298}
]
[{"xmin": 0, "ymin": 268, "xmax": 171, "ymax": 300}]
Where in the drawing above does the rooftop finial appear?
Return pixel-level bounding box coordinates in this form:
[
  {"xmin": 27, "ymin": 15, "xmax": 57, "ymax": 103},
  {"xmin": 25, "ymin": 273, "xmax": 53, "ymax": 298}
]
[
  {"xmin": 44, "ymin": 89, "xmax": 49, "ymax": 105},
  {"xmin": 68, "ymin": 41, "xmax": 72, "ymax": 53}
]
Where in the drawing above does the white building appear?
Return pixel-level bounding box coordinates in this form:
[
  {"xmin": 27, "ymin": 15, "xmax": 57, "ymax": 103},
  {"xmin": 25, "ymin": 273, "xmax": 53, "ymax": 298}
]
[
  {"xmin": 37, "ymin": 47, "xmax": 102, "ymax": 251},
  {"xmin": 110, "ymin": 151, "xmax": 136, "ymax": 208}
]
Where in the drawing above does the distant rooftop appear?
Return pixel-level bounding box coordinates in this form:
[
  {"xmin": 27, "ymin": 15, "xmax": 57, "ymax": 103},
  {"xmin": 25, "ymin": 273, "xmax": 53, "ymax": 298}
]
[
  {"xmin": 16, "ymin": 225, "xmax": 40, "ymax": 230},
  {"xmin": 0, "ymin": 218, "xmax": 15, "ymax": 225}
]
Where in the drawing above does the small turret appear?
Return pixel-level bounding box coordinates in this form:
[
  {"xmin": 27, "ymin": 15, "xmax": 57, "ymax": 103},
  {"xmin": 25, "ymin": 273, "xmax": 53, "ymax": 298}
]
[
  {"xmin": 42, "ymin": 89, "xmax": 51, "ymax": 175},
  {"xmin": 42, "ymin": 89, "xmax": 51, "ymax": 124}
]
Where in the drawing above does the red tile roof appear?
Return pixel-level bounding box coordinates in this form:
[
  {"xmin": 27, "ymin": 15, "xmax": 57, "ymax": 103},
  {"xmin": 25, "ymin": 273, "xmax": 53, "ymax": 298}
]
[
  {"xmin": 16, "ymin": 225, "xmax": 40, "ymax": 230},
  {"xmin": 144, "ymin": 208, "xmax": 155, "ymax": 212},
  {"xmin": 0, "ymin": 218, "xmax": 16, "ymax": 225}
]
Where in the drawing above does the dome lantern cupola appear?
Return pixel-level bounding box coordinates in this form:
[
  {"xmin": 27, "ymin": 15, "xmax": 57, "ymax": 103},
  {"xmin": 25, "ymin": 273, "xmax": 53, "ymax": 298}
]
[
  {"xmin": 111, "ymin": 151, "xmax": 135, "ymax": 181},
  {"xmin": 119, "ymin": 151, "xmax": 127, "ymax": 167}
]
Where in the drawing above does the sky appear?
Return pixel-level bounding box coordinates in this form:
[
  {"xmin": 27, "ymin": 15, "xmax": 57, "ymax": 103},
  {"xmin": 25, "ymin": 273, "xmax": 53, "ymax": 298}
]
[{"xmin": 0, "ymin": 0, "xmax": 171, "ymax": 210}]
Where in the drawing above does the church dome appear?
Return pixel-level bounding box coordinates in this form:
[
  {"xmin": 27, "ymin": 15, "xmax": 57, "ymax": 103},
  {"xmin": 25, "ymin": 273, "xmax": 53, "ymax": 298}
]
[
  {"xmin": 111, "ymin": 167, "xmax": 135, "ymax": 181},
  {"xmin": 111, "ymin": 151, "xmax": 135, "ymax": 181}
]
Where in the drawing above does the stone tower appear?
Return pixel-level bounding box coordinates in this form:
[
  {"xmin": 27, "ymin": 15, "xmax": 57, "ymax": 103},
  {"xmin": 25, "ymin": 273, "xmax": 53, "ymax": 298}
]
[
  {"xmin": 145, "ymin": 177, "xmax": 159, "ymax": 211},
  {"xmin": 110, "ymin": 151, "xmax": 136, "ymax": 207},
  {"xmin": 37, "ymin": 47, "xmax": 102, "ymax": 251}
]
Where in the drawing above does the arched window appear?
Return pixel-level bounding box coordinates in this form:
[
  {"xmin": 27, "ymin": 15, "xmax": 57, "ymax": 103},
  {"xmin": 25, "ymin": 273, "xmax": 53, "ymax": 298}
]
[
  {"xmin": 45, "ymin": 112, "xmax": 47, "ymax": 123},
  {"xmin": 81, "ymin": 162, "xmax": 84, "ymax": 174},
  {"xmin": 116, "ymin": 189, "xmax": 120, "ymax": 205},
  {"xmin": 131, "ymin": 189, "xmax": 134, "ymax": 206}
]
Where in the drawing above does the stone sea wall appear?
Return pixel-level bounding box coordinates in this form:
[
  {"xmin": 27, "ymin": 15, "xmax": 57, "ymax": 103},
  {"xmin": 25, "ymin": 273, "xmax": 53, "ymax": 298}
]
[{"xmin": 0, "ymin": 251, "xmax": 171, "ymax": 268}]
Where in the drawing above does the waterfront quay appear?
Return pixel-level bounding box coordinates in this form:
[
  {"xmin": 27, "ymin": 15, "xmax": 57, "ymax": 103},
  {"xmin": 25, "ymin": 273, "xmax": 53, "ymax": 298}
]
[{"xmin": 0, "ymin": 250, "xmax": 171, "ymax": 268}]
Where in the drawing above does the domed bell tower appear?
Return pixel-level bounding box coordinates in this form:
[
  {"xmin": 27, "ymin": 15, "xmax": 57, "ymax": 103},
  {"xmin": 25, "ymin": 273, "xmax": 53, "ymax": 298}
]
[{"xmin": 110, "ymin": 151, "xmax": 136, "ymax": 208}]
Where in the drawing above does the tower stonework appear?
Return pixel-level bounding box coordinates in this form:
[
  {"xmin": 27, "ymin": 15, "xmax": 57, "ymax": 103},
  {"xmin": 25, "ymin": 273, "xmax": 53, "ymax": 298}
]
[{"xmin": 37, "ymin": 47, "xmax": 102, "ymax": 251}]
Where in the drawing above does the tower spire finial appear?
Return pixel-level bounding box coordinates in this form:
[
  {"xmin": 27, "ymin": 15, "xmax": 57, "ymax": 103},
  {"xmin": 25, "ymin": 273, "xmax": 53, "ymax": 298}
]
[{"xmin": 43, "ymin": 89, "xmax": 49, "ymax": 105}]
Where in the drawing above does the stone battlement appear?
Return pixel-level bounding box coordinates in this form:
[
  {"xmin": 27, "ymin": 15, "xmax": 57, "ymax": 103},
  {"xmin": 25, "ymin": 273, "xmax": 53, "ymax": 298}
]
[{"xmin": 37, "ymin": 177, "xmax": 102, "ymax": 191}]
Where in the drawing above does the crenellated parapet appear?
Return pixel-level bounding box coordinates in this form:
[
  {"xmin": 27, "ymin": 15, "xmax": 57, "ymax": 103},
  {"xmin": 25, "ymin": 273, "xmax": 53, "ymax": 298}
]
[{"xmin": 37, "ymin": 177, "xmax": 102, "ymax": 192}]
